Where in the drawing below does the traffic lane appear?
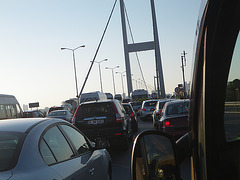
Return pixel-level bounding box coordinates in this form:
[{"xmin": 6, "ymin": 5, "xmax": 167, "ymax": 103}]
[
  {"xmin": 110, "ymin": 117, "xmax": 155, "ymax": 180},
  {"xmin": 110, "ymin": 117, "xmax": 191, "ymax": 180}
]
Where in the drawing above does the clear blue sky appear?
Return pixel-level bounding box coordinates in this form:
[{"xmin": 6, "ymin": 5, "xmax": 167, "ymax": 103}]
[{"xmin": 0, "ymin": 0, "xmax": 201, "ymax": 109}]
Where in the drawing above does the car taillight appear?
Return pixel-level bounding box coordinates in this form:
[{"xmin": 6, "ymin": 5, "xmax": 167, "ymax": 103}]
[
  {"xmin": 163, "ymin": 121, "xmax": 173, "ymax": 127},
  {"xmin": 130, "ymin": 112, "xmax": 134, "ymax": 118},
  {"xmin": 142, "ymin": 108, "xmax": 146, "ymax": 111},
  {"xmin": 112, "ymin": 102, "xmax": 122, "ymax": 122}
]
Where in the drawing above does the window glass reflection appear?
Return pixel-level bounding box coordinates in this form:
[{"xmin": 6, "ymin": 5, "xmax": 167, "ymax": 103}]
[{"xmin": 225, "ymin": 32, "xmax": 240, "ymax": 142}]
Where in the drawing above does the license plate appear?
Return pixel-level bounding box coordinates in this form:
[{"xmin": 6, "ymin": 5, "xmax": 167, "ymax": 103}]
[{"xmin": 87, "ymin": 120, "xmax": 104, "ymax": 125}]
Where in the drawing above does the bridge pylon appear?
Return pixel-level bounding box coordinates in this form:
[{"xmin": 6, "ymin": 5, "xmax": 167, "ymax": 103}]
[{"xmin": 120, "ymin": 0, "xmax": 165, "ymax": 98}]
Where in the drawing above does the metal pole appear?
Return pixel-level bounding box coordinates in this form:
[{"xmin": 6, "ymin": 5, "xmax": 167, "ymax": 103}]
[
  {"xmin": 181, "ymin": 51, "xmax": 187, "ymax": 98},
  {"xmin": 72, "ymin": 51, "xmax": 79, "ymax": 104},
  {"xmin": 61, "ymin": 45, "xmax": 85, "ymax": 105},
  {"xmin": 98, "ymin": 63, "xmax": 103, "ymax": 92},
  {"xmin": 112, "ymin": 69, "xmax": 116, "ymax": 95},
  {"xmin": 106, "ymin": 66, "xmax": 119, "ymax": 96}
]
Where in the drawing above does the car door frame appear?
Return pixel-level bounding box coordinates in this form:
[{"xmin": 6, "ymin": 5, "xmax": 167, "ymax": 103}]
[{"xmin": 190, "ymin": 0, "xmax": 240, "ymax": 179}]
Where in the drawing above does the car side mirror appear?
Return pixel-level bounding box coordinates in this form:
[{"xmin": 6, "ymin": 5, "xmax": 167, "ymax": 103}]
[
  {"xmin": 94, "ymin": 138, "xmax": 110, "ymax": 149},
  {"xmin": 131, "ymin": 130, "xmax": 180, "ymax": 180}
]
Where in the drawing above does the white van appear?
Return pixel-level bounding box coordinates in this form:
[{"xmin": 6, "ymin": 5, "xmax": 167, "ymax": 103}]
[
  {"xmin": 0, "ymin": 94, "xmax": 23, "ymax": 120},
  {"xmin": 80, "ymin": 91, "xmax": 107, "ymax": 103}
]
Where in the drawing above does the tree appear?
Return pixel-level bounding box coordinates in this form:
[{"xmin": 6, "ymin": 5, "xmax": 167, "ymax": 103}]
[{"xmin": 225, "ymin": 79, "xmax": 240, "ymax": 101}]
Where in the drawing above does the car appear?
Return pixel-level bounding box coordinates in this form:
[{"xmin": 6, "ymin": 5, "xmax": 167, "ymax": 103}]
[
  {"xmin": 131, "ymin": 1, "xmax": 240, "ymax": 179},
  {"xmin": 157, "ymin": 99, "xmax": 189, "ymax": 140},
  {"xmin": 46, "ymin": 110, "xmax": 73, "ymax": 122},
  {"xmin": 129, "ymin": 101, "xmax": 142, "ymax": 116},
  {"xmin": 140, "ymin": 99, "xmax": 159, "ymax": 120},
  {"xmin": 0, "ymin": 118, "xmax": 112, "ymax": 180},
  {"xmin": 122, "ymin": 103, "xmax": 138, "ymax": 132},
  {"xmin": 114, "ymin": 94, "xmax": 123, "ymax": 102},
  {"xmin": 23, "ymin": 110, "xmax": 45, "ymax": 118},
  {"xmin": 48, "ymin": 106, "xmax": 64, "ymax": 114},
  {"xmin": 0, "ymin": 94, "xmax": 23, "ymax": 120},
  {"xmin": 72, "ymin": 99, "xmax": 132, "ymax": 150},
  {"xmin": 152, "ymin": 99, "xmax": 171, "ymax": 128}
]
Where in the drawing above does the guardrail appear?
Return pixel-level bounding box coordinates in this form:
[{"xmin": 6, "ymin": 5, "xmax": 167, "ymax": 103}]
[{"xmin": 225, "ymin": 101, "xmax": 240, "ymax": 112}]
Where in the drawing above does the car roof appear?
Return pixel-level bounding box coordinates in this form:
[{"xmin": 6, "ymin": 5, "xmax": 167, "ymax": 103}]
[
  {"xmin": 165, "ymin": 99, "xmax": 189, "ymax": 105},
  {"xmin": 0, "ymin": 118, "xmax": 64, "ymax": 133},
  {"xmin": 49, "ymin": 110, "xmax": 68, "ymax": 112},
  {"xmin": 80, "ymin": 99, "xmax": 117, "ymax": 105},
  {"xmin": 23, "ymin": 110, "xmax": 41, "ymax": 112}
]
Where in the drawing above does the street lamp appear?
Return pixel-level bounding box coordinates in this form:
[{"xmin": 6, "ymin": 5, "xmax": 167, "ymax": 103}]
[
  {"xmin": 91, "ymin": 59, "xmax": 108, "ymax": 92},
  {"xmin": 61, "ymin": 45, "xmax": 85, "ymax": 105},
  {"xmin": 105, "ymin": 66, "xmax": 119, "ymax": 96},
  {"xmin": 116, "ymin": 71, "xmax": 126, "ymax": 98}
]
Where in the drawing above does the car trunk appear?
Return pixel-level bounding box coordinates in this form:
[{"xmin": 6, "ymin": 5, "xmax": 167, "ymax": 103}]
[{"xmin": 74, "ymin": 102, "xmax": 123, "ymax": 140}]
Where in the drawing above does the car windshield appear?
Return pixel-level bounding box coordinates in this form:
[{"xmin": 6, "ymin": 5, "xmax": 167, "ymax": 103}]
[
  {"xmin": 166, "ymin": 101, "xmax": 189, "ymax": 116},
  {"xmin": 48, "ymin": 111, "xmax": 67, "ymax": 116},
  {"xmin": 23, "ymin": 112, "xmax": 33, "ymax": 118},
  {"xmin": 0, "ymin": 132, "xmax": 25, "ymax": 172}
]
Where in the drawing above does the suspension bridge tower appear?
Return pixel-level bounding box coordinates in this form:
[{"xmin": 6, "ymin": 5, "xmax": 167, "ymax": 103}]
[{"xmin": 120, "ymin": 0, "xmax": 165, "ymax": 98}]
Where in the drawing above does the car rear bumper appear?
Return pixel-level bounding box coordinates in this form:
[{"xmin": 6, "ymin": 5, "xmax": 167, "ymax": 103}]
[
  {"xmin": 162, "ymin": 127, "xmax": 188, "ymax": 140},
  {"xmin": 79, "ymin": 128, "xmax": 128, "ymax": 143}
]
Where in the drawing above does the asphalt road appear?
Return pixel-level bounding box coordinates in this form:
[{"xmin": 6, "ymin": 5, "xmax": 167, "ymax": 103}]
[
  {"xmin": 110, "ymin": 117, "xmax": 154, "ymax": 180},
  {"xmin": 110, "ymin": 117, "xmax": 191, "ymax": 180}
]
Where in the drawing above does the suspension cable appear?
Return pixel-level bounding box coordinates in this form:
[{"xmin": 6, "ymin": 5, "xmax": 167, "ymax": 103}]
[
  {"xmin": 123, "ymin": 2, "xmax": 148, "ymax": 92},
  {"xmin": 78, "ymin": 0, "xmax": 118, "ymax": 98}
]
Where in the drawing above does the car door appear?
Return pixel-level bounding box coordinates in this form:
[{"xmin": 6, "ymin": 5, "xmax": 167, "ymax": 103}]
[
  {"xmin": 60, "ymin": 124, "xmax": 109, "ymax": 180},
  {"xmin": 40, "ymin": 125, "xmax": 100, "ymax": 180},
  {"xmin": 190, "ymin": 0, "xmax": 240, "ymax": 179}
]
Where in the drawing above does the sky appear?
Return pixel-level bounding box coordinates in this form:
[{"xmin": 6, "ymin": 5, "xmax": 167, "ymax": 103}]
[{"xmin": 0, "ymin": 0, "xmax": 201, "ymax": 109}]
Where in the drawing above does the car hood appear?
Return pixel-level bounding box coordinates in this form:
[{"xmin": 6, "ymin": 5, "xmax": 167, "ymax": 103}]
[{"xmin": 0, "ymin": 170, "xmax": 13, "ymax": 180}]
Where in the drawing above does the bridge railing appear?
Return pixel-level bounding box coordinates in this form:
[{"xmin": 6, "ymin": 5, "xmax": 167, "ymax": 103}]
[{"xmin": 225, "ymin": 101, "xmax": 240, "ymax": 112}]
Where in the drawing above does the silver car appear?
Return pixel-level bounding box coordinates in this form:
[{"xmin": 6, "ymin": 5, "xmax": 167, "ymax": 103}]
[
  {"xmin": 140, "ymin": 99, "xmax": 159, "ymax": 120},
  {"xmin": 0, "ymin": 118, "xmax": 112, "ymax": 180}
]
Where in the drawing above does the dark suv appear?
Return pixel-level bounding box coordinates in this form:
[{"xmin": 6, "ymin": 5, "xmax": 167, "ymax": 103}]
[{"xmin": 72, "ymin": 99, "xmax": 132, "ymax": 149}]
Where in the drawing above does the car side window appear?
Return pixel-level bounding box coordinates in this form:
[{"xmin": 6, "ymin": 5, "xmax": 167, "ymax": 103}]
[
  {"xmin": 40, "ymin": 140, "xmax": 56, "ymax": 165},
  {"xmin": 224, "ymin": 31, "xmax": 240, "ymax": 142},
  {"xmin": 40, "ymin": 126, "xmax": 74, "ymax": 163},
  {"xmin": 60, "ymin": 125, "xmax": 91, "ymax": 155}
]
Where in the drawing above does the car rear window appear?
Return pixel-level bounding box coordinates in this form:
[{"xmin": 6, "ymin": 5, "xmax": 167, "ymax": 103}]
[
  {"xmin": 49, "ymin": 111, "xmax": 67, "ymax": 116},
  {"xmin": 166, "ymin": 102, "xmax": 189, "ymax": 116},
  {"xmin": 0, "ymin": 132, "xmax": 25, "ymax": 171},
  {"xmin": 75, "ymin": 102, "xmax": 115, "ymax": 121},
  {"xmin": 23, "ymin": 112, "xmax": 33, "ymax": 118},
  {"xmin": 123, "ymin": 105, "xmax": 133, "ymax": 114},
  {"xmin": 144, "ymin": 101, "xmax": 158, "ymax": 107}
]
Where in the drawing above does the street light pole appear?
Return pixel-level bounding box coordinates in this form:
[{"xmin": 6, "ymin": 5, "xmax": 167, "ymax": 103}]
[
  {"xmin": 105, "ymin": 66, "xmax": 119, "ymax": 96},
  {"xmin": 116, "ymin": 71, "xmax": 126, "ymax": 98},
  {"xmin": 91, "ymin": 59, "xmax": 108, "ymax": 92},
  {"xmin": 61, "ymin": 45, "xmax": 85, "ymax": 105}
]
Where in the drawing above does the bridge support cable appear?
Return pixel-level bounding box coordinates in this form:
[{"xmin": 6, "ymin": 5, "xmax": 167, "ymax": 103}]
[{"xmin": 78, "ymin": 0, "xmax": 118, "ymax": 98}]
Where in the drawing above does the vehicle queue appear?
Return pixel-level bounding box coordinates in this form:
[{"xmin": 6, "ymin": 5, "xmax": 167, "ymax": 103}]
[{"xmin": 0, "ymin": 91, "xmax": 190, "ymax": 179}]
